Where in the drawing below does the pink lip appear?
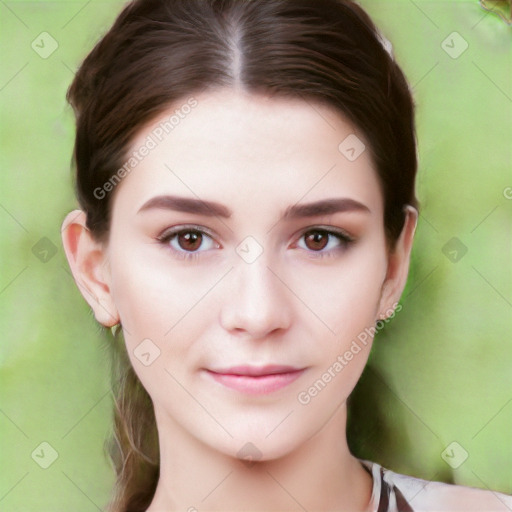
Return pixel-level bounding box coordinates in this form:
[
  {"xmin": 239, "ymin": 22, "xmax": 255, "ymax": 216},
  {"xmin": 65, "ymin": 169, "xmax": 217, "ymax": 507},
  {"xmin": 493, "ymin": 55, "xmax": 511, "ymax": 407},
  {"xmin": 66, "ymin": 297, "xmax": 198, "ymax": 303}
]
[{"xmin": 205, "ymin": 365, "xmax": 306, "ymax": 395}]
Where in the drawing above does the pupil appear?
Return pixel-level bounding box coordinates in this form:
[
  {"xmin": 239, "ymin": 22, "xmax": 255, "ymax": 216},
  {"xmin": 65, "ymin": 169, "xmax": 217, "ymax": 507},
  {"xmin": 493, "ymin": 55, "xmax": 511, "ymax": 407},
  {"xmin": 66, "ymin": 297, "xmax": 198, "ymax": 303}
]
[
  {"xmin": 306, "ymin": 231, "xmax": 328, "ymax": 251},
  {"xmin": 179, "ymin": 231, "xmax": 202, "ymax": 251}
]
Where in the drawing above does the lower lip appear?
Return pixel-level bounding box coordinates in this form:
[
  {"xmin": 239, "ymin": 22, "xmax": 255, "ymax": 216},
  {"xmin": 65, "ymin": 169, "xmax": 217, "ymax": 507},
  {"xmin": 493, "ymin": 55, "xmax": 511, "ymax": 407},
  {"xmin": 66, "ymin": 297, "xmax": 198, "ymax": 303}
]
[{"xmin": 205, "ymin": 369, "xmax": 305, "ymax": 395}]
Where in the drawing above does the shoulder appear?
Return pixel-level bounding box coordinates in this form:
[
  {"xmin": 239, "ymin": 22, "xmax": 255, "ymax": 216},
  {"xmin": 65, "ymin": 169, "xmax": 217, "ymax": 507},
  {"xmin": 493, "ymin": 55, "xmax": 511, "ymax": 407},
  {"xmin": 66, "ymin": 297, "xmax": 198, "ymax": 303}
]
[{"xmin": 379, "ymin": 464, "xmax": 512, "ymax": 511}]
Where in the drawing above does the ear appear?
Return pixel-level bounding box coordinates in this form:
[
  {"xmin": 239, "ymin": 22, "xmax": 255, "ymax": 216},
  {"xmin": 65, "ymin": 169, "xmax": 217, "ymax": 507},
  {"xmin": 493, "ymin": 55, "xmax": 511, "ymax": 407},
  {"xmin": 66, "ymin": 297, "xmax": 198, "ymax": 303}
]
[
  {"xmin": 377, "ymin": 205, "xmax": 418, "ymax": 319},
  {"xmin": 61, "ymin": 210, "xmax": 119, "ymax": 327}
]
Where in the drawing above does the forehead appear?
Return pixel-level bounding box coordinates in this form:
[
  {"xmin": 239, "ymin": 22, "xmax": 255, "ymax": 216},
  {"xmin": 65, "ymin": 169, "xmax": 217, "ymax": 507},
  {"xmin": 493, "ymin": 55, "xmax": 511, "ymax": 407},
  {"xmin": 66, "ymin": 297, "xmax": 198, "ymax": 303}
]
[{"xmin": 112, "ymin": 89, "xmax": 383, "ymax": 218}]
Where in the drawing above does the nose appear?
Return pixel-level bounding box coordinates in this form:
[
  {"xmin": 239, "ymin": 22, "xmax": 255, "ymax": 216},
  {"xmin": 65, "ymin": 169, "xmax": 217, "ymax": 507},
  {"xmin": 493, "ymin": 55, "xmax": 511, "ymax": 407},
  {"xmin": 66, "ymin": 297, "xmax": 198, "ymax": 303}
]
[{"xmin": 219, "ymin": 256, "xmax": 293, "ymax": 339}]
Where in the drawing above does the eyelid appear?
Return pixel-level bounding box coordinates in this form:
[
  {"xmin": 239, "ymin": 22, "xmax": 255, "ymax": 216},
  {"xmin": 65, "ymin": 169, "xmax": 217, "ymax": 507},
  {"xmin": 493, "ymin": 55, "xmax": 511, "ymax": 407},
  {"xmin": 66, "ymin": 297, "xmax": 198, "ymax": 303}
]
[
  {"xmin": 155, "ymin": 223, "xmax": 356, "ymax": 261},
  {"xmin": 157, "ymin": 224, "xmax": 219, "ymax": 244},
  {"xmin": 294, "ymin": 225, "xmax": 356, "ymax": 243},
  {"xmin": 156, "ymin": 224, "xmax": 222, "ymax": 261},
  {"xmin": 290, "ymin": 225, "xmax": 356, "ymax": 258}
]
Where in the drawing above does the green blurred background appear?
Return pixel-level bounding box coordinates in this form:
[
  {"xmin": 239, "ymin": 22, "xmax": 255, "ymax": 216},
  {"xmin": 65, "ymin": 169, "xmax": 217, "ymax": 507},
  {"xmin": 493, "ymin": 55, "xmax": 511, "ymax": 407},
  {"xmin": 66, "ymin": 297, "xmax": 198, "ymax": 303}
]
[{"xmin": 0, "ymin": 0, "xmax": 510, "ymax": 510}]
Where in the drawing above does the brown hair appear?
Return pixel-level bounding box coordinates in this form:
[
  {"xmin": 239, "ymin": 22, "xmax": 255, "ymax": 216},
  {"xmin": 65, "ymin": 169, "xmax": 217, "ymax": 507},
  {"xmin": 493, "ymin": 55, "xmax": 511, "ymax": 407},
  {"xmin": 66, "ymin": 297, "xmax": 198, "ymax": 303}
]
[{"xmin": 66, "ymin": 0, "xmax": 419, "ymax": 510}]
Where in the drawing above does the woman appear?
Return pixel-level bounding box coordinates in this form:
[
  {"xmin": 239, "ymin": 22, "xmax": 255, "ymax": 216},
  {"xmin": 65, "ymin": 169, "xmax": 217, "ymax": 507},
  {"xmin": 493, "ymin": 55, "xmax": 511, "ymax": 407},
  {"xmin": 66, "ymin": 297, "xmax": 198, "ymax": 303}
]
[{"xmin": 60, "ymin": 0, "xmax": 512, "ymax": 510}]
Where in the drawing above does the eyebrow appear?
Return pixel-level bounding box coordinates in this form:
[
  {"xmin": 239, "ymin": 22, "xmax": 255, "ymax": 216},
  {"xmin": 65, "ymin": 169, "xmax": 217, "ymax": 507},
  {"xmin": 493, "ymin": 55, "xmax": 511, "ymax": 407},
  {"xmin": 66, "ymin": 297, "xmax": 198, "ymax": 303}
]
[
  {"xmin": 137, "ymin": 195, "xmax": 371, "ymax": 218},
  {"xmin": 284, "ymin": 197, "xmax": 371, "ymax": 218},
  {"xmin": 138, "ymin": 195, "xmax": 232, "ymax": 218}
]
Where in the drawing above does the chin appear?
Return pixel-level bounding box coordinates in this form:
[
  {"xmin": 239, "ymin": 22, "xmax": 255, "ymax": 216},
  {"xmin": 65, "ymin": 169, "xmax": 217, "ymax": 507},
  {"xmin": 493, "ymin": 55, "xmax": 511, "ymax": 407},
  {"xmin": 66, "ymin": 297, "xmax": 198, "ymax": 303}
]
[
  {"xmin": 229, "ymin": 440, "xmax": 299, "ymax": 466},
  {"xmin": 222, "ymin": 426, "xmax": 307, "ymax": 464}
]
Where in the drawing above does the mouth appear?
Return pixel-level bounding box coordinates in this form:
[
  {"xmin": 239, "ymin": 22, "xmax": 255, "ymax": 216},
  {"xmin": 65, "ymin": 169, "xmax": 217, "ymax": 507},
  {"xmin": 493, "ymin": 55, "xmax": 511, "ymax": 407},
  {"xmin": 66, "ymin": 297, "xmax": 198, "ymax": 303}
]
[{"xmin": 204, "ymin": 365, "xmax": 306, "ymax": 395}]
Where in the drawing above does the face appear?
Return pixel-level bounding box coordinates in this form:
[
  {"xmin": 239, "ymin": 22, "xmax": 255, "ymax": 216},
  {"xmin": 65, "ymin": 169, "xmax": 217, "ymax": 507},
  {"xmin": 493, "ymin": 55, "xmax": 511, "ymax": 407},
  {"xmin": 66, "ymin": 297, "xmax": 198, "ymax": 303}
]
[{"xmin": 79, "ymin": 89, "xmax": 408, "ymax": 461}]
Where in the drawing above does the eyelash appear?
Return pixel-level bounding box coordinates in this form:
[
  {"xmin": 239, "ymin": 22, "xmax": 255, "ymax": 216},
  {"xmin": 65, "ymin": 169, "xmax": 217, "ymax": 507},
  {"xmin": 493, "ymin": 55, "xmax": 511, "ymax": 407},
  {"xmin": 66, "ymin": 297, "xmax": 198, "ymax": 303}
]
[
  {"xmin": 156, "ymin": 224, "xmax": 218, "ymax": 262},
  {"xmin": 156, "ymin": 224, "xmax": 355, "ymax": 262}
]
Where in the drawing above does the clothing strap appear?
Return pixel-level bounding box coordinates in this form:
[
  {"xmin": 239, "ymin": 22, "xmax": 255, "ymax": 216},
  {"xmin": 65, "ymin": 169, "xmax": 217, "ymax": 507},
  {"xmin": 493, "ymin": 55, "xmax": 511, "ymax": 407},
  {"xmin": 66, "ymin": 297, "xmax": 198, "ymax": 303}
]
[{"xmin": 360, "ymin": 460, "xmax": 414, "ymax": 512}]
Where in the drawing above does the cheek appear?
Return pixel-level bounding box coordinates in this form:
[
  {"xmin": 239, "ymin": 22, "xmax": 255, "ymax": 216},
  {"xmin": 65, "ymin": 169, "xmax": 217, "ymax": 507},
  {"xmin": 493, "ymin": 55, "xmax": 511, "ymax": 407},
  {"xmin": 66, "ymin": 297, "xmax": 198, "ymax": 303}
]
[
  {"xmin": 293, "ymin": 258, "xmax": 384, "ymax": 409},
  {"xmin": 110, "ymin": 244, "xmax": 215, "ymax": 333},
  {"xmin": 108, "ymin": 250, "xmax": 222, "ymax": 403},
  {"xmin": 108, "ymin": 246, "xmax": 224, "ymax": 369},
  {"xmin": 285, "ymin": 247, "xmax": 387, "ymax": 342},
  {"xmin": 111, "ymin": 252, "xmax": 204, "ymax": 376}
]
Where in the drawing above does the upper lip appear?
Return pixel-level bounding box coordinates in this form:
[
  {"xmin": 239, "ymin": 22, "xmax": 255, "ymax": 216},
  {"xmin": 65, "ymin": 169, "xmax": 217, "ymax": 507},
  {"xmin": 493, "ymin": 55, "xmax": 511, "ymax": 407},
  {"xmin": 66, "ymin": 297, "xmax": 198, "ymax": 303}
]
[{"xmin": 206, "ymin": 365, "xmax": 303, "ymax": 376}]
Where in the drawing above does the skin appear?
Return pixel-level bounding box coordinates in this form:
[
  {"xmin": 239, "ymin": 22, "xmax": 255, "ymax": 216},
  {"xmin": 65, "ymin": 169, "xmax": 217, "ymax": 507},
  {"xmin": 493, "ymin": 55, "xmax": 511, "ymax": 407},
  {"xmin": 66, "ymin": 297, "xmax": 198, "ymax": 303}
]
[{"xmin": 62, "ymin": 89, "xmax": 418, "ymax": 511}]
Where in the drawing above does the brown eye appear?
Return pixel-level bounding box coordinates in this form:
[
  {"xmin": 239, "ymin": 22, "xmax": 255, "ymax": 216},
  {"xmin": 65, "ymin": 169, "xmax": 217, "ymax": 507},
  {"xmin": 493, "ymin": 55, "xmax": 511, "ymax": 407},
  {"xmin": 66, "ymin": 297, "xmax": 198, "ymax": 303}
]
[
  {"xmin": 296, "ymin": 228, "xmax": 354, "ymax": 256},
  {"xmin": 157, "ymin": 227, "xmax": 218, "ymax": 255},
  {"xmin": 304, "ymin": 230, "xmax": 329, "ymax": 251},
  {"xmin": 177, "ymin": 231, "xmax": 203, "ymax": 251}
]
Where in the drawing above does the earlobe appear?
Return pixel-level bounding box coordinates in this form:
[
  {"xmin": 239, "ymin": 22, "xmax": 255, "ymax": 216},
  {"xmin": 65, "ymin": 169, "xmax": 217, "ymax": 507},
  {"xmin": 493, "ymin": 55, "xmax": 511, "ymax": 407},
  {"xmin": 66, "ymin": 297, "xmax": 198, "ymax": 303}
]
[
  {"xmin": 377, "ymin": 205, "xmax": 418, "ymax": 319},
  {"xmin": 61, "ymin": 210, "xmax": 120, "ymax": 327}
]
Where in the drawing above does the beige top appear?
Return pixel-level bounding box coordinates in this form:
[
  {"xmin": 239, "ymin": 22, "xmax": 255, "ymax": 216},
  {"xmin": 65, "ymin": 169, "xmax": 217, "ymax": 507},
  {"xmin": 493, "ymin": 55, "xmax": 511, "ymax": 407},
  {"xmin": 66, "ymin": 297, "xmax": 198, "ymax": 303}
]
[{"xmin": 360, "ymin": 460, "xmax": 512, "ymax": 511}]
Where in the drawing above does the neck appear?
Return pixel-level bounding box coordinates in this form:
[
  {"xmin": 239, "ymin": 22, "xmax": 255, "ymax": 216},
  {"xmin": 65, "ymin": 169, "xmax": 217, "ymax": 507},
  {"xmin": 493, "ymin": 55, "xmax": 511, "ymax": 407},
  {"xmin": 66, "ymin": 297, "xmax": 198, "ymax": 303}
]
[{"xmin": 147, "ymin": 404, "xmax": 372, "ymax": 512}]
